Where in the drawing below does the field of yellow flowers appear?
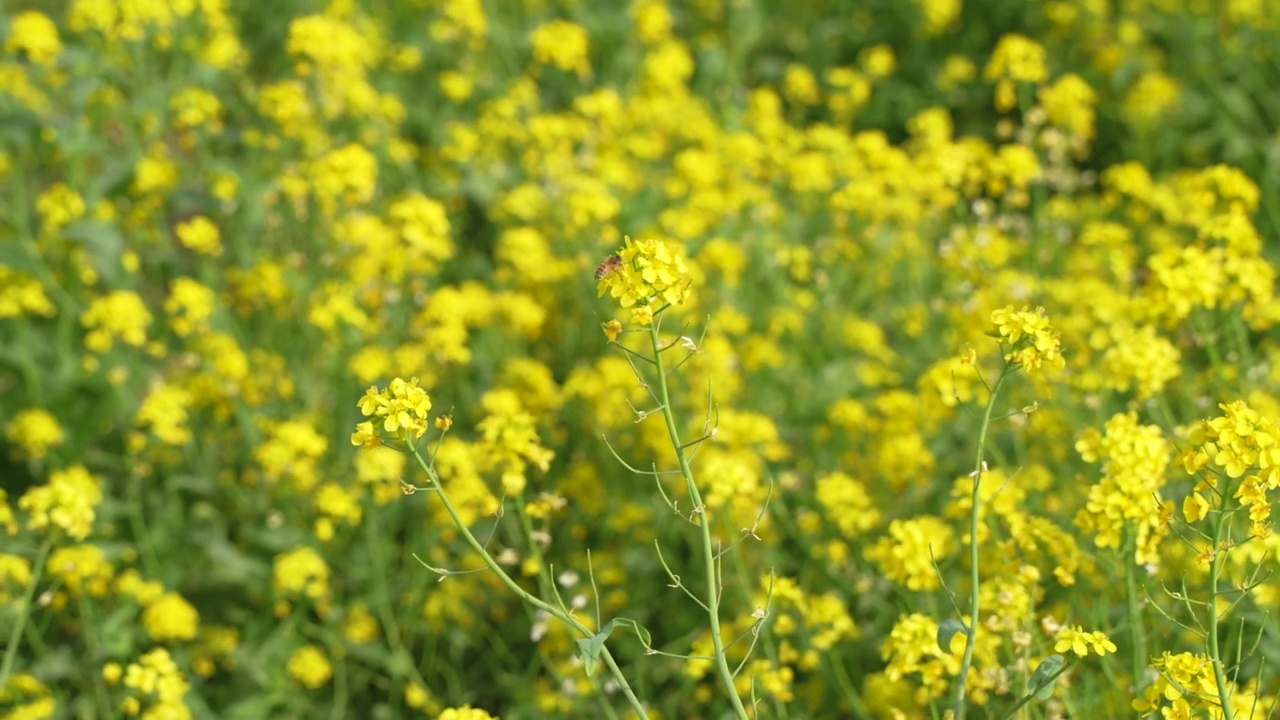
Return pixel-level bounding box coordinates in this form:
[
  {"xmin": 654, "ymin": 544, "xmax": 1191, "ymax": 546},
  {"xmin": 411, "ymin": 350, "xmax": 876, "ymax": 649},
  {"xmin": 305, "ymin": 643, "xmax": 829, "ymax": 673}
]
[{"xmin": 5, "ymin": 1, "xmax": 1280, "ymax": 718}]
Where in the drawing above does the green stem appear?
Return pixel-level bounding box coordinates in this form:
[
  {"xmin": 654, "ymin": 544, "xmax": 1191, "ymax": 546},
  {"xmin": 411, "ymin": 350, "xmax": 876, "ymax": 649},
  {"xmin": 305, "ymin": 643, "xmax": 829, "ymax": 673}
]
[
  {"xmin": 1206, "ymin": 507, "xmax": 1235, "ymax": 720},
  {"xmin": 1123, "ymin": 525, "xmax": 1147, "ymax": 687},
  {"xmin": 406, "ymin": 445, "xmax": 649, "ymax": 719},
  {"xmin": 0, "ymin": 535, "xmax": 56, "ymax": 690},
  {"xmin": 952, "ymin": 369, "xmax": 1009, "ymax": 720},
  {"xmin": 648, "ymin": 320, "xmax": 750, "ymax": 720}
]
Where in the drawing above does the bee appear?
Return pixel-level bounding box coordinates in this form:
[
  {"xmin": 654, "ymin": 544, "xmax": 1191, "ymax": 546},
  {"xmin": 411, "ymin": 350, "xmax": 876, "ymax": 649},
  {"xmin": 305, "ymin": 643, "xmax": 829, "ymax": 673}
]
[{"xmin": 594, "ymin": 254, "xmax": 623, "ymax": 280}]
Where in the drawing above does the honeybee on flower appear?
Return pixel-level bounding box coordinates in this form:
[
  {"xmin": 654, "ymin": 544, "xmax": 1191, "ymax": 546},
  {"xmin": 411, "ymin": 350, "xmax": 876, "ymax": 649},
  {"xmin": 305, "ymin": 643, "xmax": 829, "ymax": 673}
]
[
  {"xmin": 595, "ymin": 237, "xmax": 692, "ymax": 319},
  {"xmin": 594, "ymin": 254, "xmax": 623, "ymax": 280}
]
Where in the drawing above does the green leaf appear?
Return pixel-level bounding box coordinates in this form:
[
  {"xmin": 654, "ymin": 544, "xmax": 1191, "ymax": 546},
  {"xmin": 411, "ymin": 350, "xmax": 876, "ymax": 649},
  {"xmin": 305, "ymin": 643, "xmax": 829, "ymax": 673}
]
[
  {"xmin": 936, "ymin": 618, "xmax": 968, "ymax": 653},
  {"xmin": 1029, "ymin": 653, "xmax": 1065, "ymax": 700},
  {"xmin": 574, "ymin": 619, "xmax": 620, "ymax": 677}
]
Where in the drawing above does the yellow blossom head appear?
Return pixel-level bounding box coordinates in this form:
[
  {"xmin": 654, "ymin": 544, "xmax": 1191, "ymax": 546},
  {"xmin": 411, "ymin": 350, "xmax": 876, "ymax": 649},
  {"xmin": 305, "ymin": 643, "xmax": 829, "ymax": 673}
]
[
  {"xmin": 989, "ymin": 305, "xmax": 1065, "ymax": 372},
  {"xmin": 597, "ymin": 237, "xmax": 692, "ymax": 321}
]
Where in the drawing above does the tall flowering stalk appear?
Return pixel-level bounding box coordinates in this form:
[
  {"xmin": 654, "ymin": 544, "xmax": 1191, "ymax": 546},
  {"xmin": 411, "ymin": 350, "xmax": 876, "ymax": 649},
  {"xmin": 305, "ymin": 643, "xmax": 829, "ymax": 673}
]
[
  {"xmin": 598, "ymin": 237, "xmax": 753, "ymax": 720},
  {"xmin": 951, "ymin": 306, "xmax": 1064, "ymax": 719},
  {"xmin": 351, "ymin": 378, "xmax": 650, "ymax": 719},
  {"xmin": 1138, "ymin": 400, "xmax": 1280, "ymax": 720}
]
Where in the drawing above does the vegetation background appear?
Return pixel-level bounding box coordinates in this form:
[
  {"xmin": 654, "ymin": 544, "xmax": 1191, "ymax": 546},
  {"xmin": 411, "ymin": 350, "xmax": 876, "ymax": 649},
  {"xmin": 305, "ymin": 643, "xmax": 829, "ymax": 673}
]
[{"xmin": 3, "ymin": 0, "xmax": 1280, "ymax": 718}]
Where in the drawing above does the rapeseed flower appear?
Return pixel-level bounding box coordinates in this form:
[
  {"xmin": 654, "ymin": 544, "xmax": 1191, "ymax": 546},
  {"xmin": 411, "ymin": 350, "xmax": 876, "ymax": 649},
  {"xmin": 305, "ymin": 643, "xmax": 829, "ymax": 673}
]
[
  {"xmin": 47, "ymin": 544, "xmax": 112, "ymax": 598},
  {"xmin": 35, "ymin": 182, "xmax": 86, "ymax": 233},
  {"xmin": 287, "ymin": 644, "xmax": 332, "ymax": 688},
  {"xmin": 1074, "ymin": 412, "xmax": 1171, "ymax": 565},
  {"xmin": 0, "ymin": 267, "xmax": 56, "ymax": 318},
  {"xmin": 1053, "ymin": 625, "xmax": 1116, "ymax": 657},
  {"xmin": 5, "ymin": 409, "xmax": 64, "ymax": 461},
  {"xmin": 1184, "ymin": 400, "xmax": 1280, "ymax": 538},
  {"xmin": 254, "ymin": 418, "xmax": 328, "ymax": 490},
  {"xmin": 864, "ymin": 516, "xmax": 954, "ymax": 590},
  {"xmin": 81, "ymin": 290, "xmax": 152, "ymax": 352},
  {"xmin": 476, "ymin": 391, "xmax": 554, "ymax": 495},
  {"xmin": 123, "ymin": 647, "xmax": 191, "ymax": 716},
  {"xmin": 989, "ymin": 305, "xmax": 1065, "ymax": 371},
  {"xmin": 142, "ymin": 592, "xmax": 200, "ymax": 642},
  {"xmin": 1122, "ymin": 71, "xmax": 1181, "ymax": 127},
  {"xmin": 597, "ymin": 237, "xmax": 691, "ymax": 319},
  {"xmin": 272, "ymin": 546, "xmax": 330, "ymax": 605},
  {"xmin": 0, "ymin": 555, "xmax": 32, "ymax": 602},
  {"xmin": 174, "ymin": 216, "xmax": 223, "ymax": 257},
  {"xmin": 164, "ymin": 278, "xmax": 216, "ymax": 337},
  {"xmin": 531, "ymin": 20, "xmax": 590, "ymax": 78},
  {"xmin": 19, "ymin": 465, "xmax": 102, "ymax": 540},
  {"xmin": 1133, "ymin": 651, "xmax": 1259, "ymax": 718},
  {"xmin": 0, "ymin": 674, "xmax": 54, "ymax": 719},
  {"xmin": 354, "ymin": 377, "xmax": 434, "ymax": 444},
  {"xmin": 5, "ymin": 11, "xmax": 62, "ymax": 67}
]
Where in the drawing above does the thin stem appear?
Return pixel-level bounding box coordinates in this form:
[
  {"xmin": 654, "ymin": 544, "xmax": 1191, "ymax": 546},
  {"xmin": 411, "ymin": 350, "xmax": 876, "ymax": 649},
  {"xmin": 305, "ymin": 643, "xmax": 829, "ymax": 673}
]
[
  {"xmin": 1124, "ymin": 525, "xmax": 1147, "ymax": 688},
  {"xmin": 648, "ymin": 320, "xmax": 750, "ymax": 720},
  {"xmin": 0, "ymin": 535, "xmax": 56, "ymax": 690},
  {"xmin": 1207, "ymin": 507, "xmax": 1236, "ymax": 720},
  {"xmin": 405, "ymin": 445, "xmax": 649, "ymax": 719},
  {"xmin": 952, "ymin": 368, "xmax": 1009, "ymax": 720}
]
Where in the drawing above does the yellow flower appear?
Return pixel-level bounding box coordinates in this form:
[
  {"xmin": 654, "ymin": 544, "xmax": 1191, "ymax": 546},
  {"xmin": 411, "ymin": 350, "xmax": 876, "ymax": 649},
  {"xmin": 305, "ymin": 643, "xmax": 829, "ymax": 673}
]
[
  {"xmin": 143, "ymin": 592, "xmax": 200, "ymax": 642},
  {"xmin": 5, "ymin": 11, "xmax": 62, "ymax": 67},
  {"xmin": 35, "ymin": 182, "xmax": 86, "ymax": 233},
  {"xmin": 135, "ymin": 382, "xmax": 194, "ymax": 446},
  {"xmin": 989, "ymin": 306, "xmax": 1065, "ymax": 372},
  {"xmin": 0, "ymin": 267, "xmax": 56, "ymax": 318},
  {"xmin": 531, "ymin": 20, "xmax": 591, "ymax": 77},
  {"xmin": 356, "ymin": 377, "xmax": 434, "ymax": 442},
  {"xmin": 1053, "ymin": 625, "xmax": 1115, "ymax": 657},
  {"xmin": 858, "ymin": 44, "xmax": 897, "ymax": 79},
  {"xmin": 630, "ymin": 0, "xmax": 673, "ymax": 44},
  {"xmin": 19, "ymin": 465, "xmax": 102, "ymax": 540},
  {"xmin": 48, "ymin": 544, "xmax": 113, "ymax": 597},
  {"xmin": 598, "ymin": 237, "xmax": 692, "ymax": 311},
  {"xmin": 983, "ymin": 34, "xmax": 1048, "ymax": 84},
  {"xmin": 1122, "ymin": 71, "xmax": 1181, "ymax": 127},
  {"xmin": 81, "ymin": 290, "xmax": 152, "ymax": 353},
  {"xmin": 287, "ymin": 644, "xmax": 333, "ymax": 689},
  {"xmin": 272, "ymin": 546, "xmax": 330, "ymax": 601},
  {"xmin": 163, "ymin": 277, "xmax": 216, "ymax": 337},
  {"xmin": 783, "ymin": 64, "xmax": 820, "ymax": 105},
  {"xmin": 0, "ymin": 554, "xmax": 32, "ymax": 603},
  {"xmin": 5, "ymin": 408, "xmax": 64, "ymax": 461},
  {"xmin": 123, "ymin": 647, "xmax": 190, "ymax": 706},
  {"xmin": 174, "ymin": 216, "xmax": 223, "ymax": 257},
  {"xmin": 342, "ymin": 603, "xmax": 380, "ymax": 644}
]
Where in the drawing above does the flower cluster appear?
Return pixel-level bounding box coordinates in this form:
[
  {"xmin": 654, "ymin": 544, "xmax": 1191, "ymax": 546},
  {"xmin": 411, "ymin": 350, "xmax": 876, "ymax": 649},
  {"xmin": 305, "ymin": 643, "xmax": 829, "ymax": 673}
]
[
  {"xmin": 1053, "ymin": 625, "xmax": 1116, "ymax": 657},
  {"xmin": 4, "ymin": 408, "xmax": 64, "ymax": 461},
  {"xmin": 353, "ymin": 377, "xmax": 435, "ymax": 445},
  {"xmin": 989, "ymin": 305, "xmax": 1066, "ymax": 371},
  {"xmin": 18, "ymin": 465, "xmax": 102, "ymax": 540},
  {"xmin": 1133, "ymin": 651, "xmax": 1258, "ymax": 719},
  {"xmin": 110, "ymin": 647, "xmax": 192, "ymax": 719},
  {"xmin": 597, "ymin": 237, "xmax": 692, "ymax": 325},
  {"xmin": 1074, "ymin": 412, "xmax": 1172, "ymax": 566},
  {"xmin": 1182, "ymin": 400, "xmax": 1280, "ymax": 538}
]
